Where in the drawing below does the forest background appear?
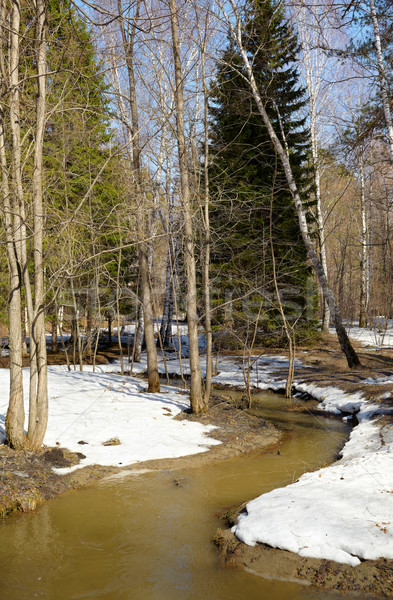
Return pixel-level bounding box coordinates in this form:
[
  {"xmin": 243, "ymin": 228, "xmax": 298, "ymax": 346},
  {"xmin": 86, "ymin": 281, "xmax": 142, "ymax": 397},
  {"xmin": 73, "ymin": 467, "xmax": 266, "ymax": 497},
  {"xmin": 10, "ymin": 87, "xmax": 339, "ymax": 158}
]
[{"xmin": 1, "ymin": 0, "xmax": 392, "ymax": 448}]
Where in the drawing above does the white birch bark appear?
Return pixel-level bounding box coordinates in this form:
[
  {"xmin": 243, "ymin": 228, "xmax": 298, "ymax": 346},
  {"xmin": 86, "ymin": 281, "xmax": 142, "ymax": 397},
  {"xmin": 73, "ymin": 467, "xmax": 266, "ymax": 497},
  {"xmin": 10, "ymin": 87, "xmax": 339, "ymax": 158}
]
[
  {"xmin": 369, "ymin": 0, "xmax": 393, "ymax": 163},
  {"xmin": 359, "ymin": 156, "xmax": 368, "ymax": 327},
  {"xmin": 221, "ymin": 0, "xmax": 361, "ymax": 368},
  {"xmin": 293, "ymin": 0, "xmax": 331, "ymax": 329}
]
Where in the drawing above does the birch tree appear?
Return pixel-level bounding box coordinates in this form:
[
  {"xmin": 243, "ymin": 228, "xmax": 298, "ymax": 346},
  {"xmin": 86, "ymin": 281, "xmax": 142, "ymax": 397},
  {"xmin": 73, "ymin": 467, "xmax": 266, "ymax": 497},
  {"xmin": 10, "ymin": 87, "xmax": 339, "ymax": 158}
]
[
  {"xmin": 217, "ymin": 0, "xmax": 361, "ymax": 368},
  {"xmin": 2, "ymin": 0, "xmax": 49, "ymax": 449},
  {"xmin": 290, "ymin": 0, "xmax": 336, "ymax": 330}
]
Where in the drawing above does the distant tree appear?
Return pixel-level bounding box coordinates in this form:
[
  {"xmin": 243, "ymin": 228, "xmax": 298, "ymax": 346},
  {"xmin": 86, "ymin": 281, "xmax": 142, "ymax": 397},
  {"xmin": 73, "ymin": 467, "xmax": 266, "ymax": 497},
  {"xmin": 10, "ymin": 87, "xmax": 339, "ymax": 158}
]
[{"xmin": 338, "ymin": 0, "xmax": 393, "ymax": 161}]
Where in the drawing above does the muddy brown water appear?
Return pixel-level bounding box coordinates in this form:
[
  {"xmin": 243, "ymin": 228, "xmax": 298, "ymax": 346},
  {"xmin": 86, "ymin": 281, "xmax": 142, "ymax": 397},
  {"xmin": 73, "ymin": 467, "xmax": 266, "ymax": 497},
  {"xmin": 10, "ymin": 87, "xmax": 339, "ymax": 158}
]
[{"xmin": 0, "ymin": 392, "xmax": 351, "ymax": 600}]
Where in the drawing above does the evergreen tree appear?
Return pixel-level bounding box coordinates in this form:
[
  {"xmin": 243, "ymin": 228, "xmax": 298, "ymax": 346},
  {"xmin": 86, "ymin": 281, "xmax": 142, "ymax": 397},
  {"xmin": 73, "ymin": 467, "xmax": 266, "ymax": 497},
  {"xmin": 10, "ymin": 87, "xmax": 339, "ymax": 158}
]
[
  {"xmin": 209, "ymin": 0, "xmax": 312, "ymax": 342},
  {"xmin": 42, "ymin": 0, "xmax": 125, "ymax": 337}
]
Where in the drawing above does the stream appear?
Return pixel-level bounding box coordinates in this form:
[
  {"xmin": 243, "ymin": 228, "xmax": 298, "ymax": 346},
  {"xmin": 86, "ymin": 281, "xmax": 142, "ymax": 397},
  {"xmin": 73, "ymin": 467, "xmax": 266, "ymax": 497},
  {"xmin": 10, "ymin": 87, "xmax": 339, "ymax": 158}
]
[{"xmin": 0, "ymin": 391, "xmax": 351, "ymax": 600}]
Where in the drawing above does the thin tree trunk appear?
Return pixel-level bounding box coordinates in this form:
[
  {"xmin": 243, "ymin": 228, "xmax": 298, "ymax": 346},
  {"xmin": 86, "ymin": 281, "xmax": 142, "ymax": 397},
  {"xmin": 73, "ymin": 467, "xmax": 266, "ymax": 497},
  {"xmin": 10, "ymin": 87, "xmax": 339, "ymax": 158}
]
[
  {"xmin": 116, "ymin": 219, "xmax": 125, "ymax": 375},
  {"xmin": 51, "ymin": 314, "xmax": 58, "ymax": 353},
  {"xmin": 134, "ymin": 309, "xmax": 144, "ymax": 362},
  {"xmin": 164, "ymin": 236, "xmax": 179, "ymax": 346},
  {"xmin": 27, "ymin": 0, "xmax": 48, "ymax": 449},
  {"xmin": 107, "ymin": 313, "xmax": 112, "ymax": 348},
  {"xmin": 368, "ymin": 181, "xmax": 373, "ymax": 317},
  {"xmin": 316, "ymin": 165, "xmax": 330, "ymax": 331},
  {"xmin": 71, "ymin": 283, "xmax": 83, "ymax": 372},
  {"xmin": 118, "ymin": 0, "xmax": 159, "ymax": 392},
  {"xmin": 198, "ymin": 14, "xmax": 213, "ymax": 408},
  {"xmin": 359, "ymin": 157, "xmax": 368, "ymax": 328},
  {"xmin": 294, "ymin": 0, "xmax": 330, "ymax": 330},
  {"xmin": 311, "ymin": 120, "xmax": 329, "ymax": 330},
  {"xmin": 169, "ymin": 0, "xmax": 204, "ymax": 412},
  {"xmin": 160, "ymin": 252, "xmax": 172, "ymax": 344}
]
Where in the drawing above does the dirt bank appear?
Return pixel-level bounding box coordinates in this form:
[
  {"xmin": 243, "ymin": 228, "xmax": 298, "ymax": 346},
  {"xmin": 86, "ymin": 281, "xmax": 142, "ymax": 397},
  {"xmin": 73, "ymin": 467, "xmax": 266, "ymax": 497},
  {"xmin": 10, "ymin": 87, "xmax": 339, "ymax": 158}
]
[
  {"xmin": 0, "ymin": 393, "xmax": 280, "ymax": 518},
  {"xmin": 0, "ymin": 445, "xmax": 117, "ymax": 517},
  {"xmin": 214, "ymin": 527, "xmax": 393, "ymax": 598}
]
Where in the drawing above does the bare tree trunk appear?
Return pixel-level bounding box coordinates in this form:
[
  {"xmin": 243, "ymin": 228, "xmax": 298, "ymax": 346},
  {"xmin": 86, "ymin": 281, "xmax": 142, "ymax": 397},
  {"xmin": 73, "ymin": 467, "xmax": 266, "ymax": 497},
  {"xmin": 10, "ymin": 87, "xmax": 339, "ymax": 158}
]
[
  {"xmin": 164, "ymin": 237, "xmax": 179, "ymax": 347},
  {"xmin": 71, "ymin": 284, "xmax": 83, "ymax": 371},
  {"xmin": 107, "ymin": 312, "xmax": 112, "ymax": 348},
  {"xmin": 196, "ymin": 6, "xmax": 213, "ymax": 407},
  {"xmin": 118, "ymin": 0, "xmax": 159, "ymax": 392},
  {"xmin": 316, "ymin": 164, "xmax": 330, "ymax": 330},
  {"xmin": 3, "ymin": 0, "xmax": 26, "ymax": 449},
  {"xmin": 311, "ymin": 107, "xmax": 329, "ymax": 329},
  {"xmin": 51, "ymin": 314, "xmax": 59, "ymax": 353},
  {"xmin": 134, "ymin": 308, "xmax": 144, "ymax": 362},
  {"xmin": 368, "ymin": 180, "xmax": 373, "ymax": 318},
  {"xmin": 226, "ymin": 1, "xmax": 360, "ymax": 368},
  {"xmin": 27, "ymin": 0, "xmax": 48, "ymax": 448},
  {"xmin": 359, "ymin": 156, "xmax": 368, "ymax": 328},
  {"xmin": 116, "ymin": 219, "xmax": 125, "ymax": 375},
  {"xmin": 0, "ymin": 5, "xmax": 24, "ymax": 446},
  {"xmin": 160, "ymin": 251, "xmax": 172, "ymax": 343},
  {"xmin": 169, "ymin": 0, "xmax": 204, "ymax": 412},
  {"xmin": 3, "ymin": 0, "xmax": 49, "ymax": 449},
  {"xmin": 22, "ymin": 308, "xmax": 28, "ymax": 356},
  {"xmin": 293, "ymin": 0, "xmax": 330, "ymax": 330}
]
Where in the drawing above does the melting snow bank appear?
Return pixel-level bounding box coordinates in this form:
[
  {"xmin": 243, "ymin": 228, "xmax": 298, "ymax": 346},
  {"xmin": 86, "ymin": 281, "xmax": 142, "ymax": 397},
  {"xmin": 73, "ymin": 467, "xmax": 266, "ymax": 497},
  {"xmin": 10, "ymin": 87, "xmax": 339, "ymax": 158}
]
[
  {"xmin": 227, "ymin": 361, "xmax": 393, "ymax": 566},
  {"xmin": 0, "ymin": 367, "xmax": 221, "ymax": 474}
]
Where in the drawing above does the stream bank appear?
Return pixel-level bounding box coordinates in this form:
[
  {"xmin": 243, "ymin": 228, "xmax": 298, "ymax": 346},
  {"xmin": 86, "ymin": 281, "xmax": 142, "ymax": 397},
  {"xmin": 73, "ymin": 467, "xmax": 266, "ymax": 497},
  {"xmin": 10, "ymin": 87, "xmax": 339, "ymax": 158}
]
[
  {"xmin": 0, "ymin": 390, "xmax": 350, "ymax": 600},
  {"xmin": 2, "ymin": 335, "xmax": 393, "ymax": 597},
  {"xmin": 214, "ymin": 528, "xmax": 393, "ymax": 597},
  {"xmin": 209, "ymin": 340, "xmax": 393, "ymax": 598},
  {"xmin": 0, "ymin": 394, "xmax": 280, "ymax": 518}
]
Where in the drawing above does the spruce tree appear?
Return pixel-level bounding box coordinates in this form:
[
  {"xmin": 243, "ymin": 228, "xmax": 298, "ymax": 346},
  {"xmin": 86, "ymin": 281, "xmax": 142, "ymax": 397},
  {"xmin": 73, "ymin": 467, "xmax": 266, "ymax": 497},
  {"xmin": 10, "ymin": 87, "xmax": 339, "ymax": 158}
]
[
  {"xmin": 43, "ymin": 0, "xmax": 122, "ymax": 336},
  {"xmin": 209, "ymin": 0, "xmax": 312, "ymax": 342}
]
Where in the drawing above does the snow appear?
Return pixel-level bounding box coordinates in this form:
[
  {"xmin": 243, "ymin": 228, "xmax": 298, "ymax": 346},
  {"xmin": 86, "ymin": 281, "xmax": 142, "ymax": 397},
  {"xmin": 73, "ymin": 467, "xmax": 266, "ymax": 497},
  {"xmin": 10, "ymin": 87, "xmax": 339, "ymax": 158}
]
[
  {"xmin": 0, "ymin": 366, "xmax": 220, "ymax": 473},
  {"xmin": 2, "ymin": 330, "xmax": 393, "ymax": 568},
  {"xmin": 233, "ymin": 450, "xmax": 393, "ymax": 566},
  {"xmin": 227, "ymin": 355, "xmax": 393, "ymax": 567},
  {"xmin": 329, "ymin": 318, "xmax": 393, "ymax": 348}
]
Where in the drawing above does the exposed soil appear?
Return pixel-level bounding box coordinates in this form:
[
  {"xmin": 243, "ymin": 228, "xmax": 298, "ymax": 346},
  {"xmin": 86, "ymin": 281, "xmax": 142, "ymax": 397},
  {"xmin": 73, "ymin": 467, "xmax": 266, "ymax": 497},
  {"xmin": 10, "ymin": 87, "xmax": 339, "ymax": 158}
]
[
  {"xmin": 214, "ymin": 528, "xmax": 393, "ymax": 598},
  {"xmin": 0, "ymin": 444, "xmax": 116, "ymax": 517}
]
